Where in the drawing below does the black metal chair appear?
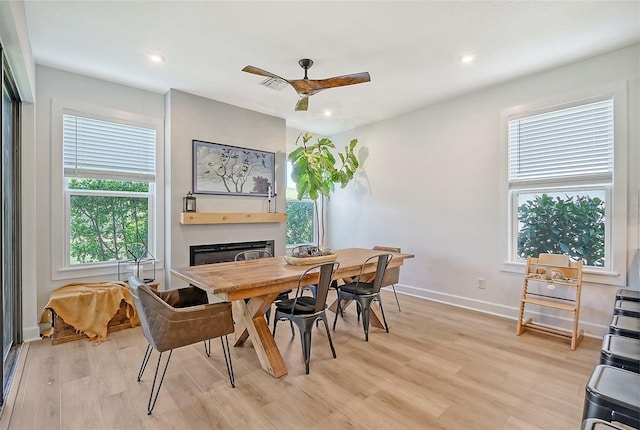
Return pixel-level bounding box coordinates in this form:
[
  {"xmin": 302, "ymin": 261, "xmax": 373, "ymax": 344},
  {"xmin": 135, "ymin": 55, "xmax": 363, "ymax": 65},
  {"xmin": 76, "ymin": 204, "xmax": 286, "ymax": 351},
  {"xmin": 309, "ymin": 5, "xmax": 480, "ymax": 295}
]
[
  {"xmin": 608, "ymin": 315, "xmax": 640, "ymax": 339},
  {"xmin": 128, "ymin": 276, "xmax": 235, "ymax": 415},
  {"xmin": 615, "ymin": 288, "xmax": 640, "ymax": 302},
  {"xmin": 332, "ymin": 253, "xmax": 392, "ymax": 341},
  {"xmin": 272, "ymin": 261, "xmax": 339, "ymax": 374},
  {"xmin": 582, "ymin": 364, "xmax": 639, "ymax": 428},
  {"xmin": 581, "ymin": 418, "xmax": 627, "ymax": 430},
  {"xmin": 234, "ymin": 250, "xmax": 293, "ymax": 334},
  {"xmin": 291, "ymin": 245, "xmax": 324, "ymax": 298},
  {"xmin": 599, "ymin": 334, "xmax": 640, "ymax": 373},
  {"xmin": 373, "ymin": 245, "xmax": 402, "ymax": 311},
  {"xmin": 614, "ymin": 299, "xmax": 640, "ymax": 318}
]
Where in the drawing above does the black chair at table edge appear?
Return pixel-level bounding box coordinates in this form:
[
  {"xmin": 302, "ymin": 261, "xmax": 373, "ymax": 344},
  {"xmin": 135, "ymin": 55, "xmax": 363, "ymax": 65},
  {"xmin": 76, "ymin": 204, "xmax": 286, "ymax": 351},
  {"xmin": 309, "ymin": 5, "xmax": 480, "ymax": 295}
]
[
  {"xmin": 272, "ymin": 261, "xmax": 340, "ymax": 374},
  {"xmin": 332, "ymin": 253, "xmax": 393, "ymax": 341},
  {"xmin": 235, "ymin": 250, "xmax": 294, "ymax": 335},
  {"xmin": 290, "ymin": 245, "xmax": 336, "ymax": 299},
  {"xmin": 373, "ymin": 245, "xmax": 402, "ymax": 311},
  {"xmin": 128, "ymin": 276, "xmax": 235, "ymax": 415}
]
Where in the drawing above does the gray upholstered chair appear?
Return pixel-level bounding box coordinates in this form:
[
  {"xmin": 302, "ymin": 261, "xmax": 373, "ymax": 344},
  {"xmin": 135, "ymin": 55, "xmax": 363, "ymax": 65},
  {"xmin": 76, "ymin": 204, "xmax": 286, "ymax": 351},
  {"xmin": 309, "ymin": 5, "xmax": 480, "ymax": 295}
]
[
  {"xmin": 128, "ymin": 276, "xmax": 235, "ymax": 415},
  {"xmin": 332, "ymin": 253, "xmax": 392, "ymax": 341},
  {"xmin": 272, "ymin": 261, "xmax": 339, "ymax": 374},
  {"xmin": 373, "ymin": 245, "xmax": 402, "ymax": 311}
]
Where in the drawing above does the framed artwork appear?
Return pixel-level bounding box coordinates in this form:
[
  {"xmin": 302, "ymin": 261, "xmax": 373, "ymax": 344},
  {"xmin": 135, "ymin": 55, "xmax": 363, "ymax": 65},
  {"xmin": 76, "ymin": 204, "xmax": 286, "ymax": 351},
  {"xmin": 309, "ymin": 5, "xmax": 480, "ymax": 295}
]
[{"xmin": 192, "ymin": 139, "xmax": 276, "ymax": 196}]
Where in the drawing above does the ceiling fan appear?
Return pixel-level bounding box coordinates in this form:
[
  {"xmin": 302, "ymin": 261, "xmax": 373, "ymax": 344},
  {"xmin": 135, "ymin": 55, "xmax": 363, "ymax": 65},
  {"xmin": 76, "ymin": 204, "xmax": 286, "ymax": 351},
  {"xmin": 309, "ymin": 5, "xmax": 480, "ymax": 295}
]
[{"xmin": 242, "ymin": 59, "xmax": 371, "ymax": 111}]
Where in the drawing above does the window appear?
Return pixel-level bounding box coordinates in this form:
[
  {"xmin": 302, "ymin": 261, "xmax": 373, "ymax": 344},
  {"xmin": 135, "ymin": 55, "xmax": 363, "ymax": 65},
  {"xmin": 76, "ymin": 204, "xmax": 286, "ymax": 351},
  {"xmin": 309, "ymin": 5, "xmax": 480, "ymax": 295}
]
[
  {"xmin": 508, "ymin": 98, "xmax": 613, "ymax": 269},
  {"xmin": 63, "ymin": 114, "xmax": 156, "ymax": 266},
  {"xmin": 286, "ymin": 161, "xmax": 317, "ymax": 247}
]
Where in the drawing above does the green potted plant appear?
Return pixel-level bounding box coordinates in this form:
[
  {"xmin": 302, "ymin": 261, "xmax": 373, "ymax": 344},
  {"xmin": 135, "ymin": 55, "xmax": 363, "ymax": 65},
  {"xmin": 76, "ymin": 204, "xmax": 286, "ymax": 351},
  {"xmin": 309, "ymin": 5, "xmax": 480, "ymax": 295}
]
[{"xmin": 288, "ymin": 132, "xmax": 360, "ymax": 248}]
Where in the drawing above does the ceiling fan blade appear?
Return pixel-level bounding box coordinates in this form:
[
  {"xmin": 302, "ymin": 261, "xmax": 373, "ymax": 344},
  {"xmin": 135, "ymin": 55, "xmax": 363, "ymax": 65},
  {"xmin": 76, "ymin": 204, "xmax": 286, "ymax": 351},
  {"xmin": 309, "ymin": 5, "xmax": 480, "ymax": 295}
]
[
  {"xmin": 295, "ymin": 95, "xmax": 309, "ymax": 111},
  {"xmin": 241, "ymin": 65, "xmax": 288, "ymax": 82},
  {"xmin": 289, "ymin": 72, "xmax": 371, "ymax": 94}
]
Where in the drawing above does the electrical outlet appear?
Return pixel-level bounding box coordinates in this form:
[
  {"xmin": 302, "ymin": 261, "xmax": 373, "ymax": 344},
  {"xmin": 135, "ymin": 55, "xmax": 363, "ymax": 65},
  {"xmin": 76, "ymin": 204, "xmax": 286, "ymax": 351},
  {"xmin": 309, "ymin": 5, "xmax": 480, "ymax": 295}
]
[{"xmin": 477, "ymin": 278, "xmax": 486, "ymax": 289}]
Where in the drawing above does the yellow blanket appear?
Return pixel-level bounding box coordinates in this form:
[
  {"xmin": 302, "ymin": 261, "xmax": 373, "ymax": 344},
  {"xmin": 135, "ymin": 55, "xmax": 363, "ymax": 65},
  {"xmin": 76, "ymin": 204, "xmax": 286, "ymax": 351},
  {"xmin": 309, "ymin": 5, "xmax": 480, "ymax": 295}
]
[{"xmin": 41, "ymin": 281, "xmax": 140, "ymax": 344}]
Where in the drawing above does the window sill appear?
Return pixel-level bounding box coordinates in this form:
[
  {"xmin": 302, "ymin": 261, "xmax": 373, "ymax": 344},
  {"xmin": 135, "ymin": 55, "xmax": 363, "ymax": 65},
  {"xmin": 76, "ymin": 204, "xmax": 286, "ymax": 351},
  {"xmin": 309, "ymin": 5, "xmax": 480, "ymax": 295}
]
[{"xmin": 501, "ymin": 260, "xmax": 625, "ymax": 287}]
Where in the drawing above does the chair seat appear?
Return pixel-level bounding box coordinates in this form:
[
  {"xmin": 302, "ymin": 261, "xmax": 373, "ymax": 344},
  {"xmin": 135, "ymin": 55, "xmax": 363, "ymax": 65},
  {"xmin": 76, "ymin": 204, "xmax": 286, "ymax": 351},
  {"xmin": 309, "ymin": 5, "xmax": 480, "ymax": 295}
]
[
  {"xmin": 600, "ymin": 335, "xmax": 640, "ymax": 373},
  {"xmin": 609, "ymin": 315, "xmax": 640, "ymax": 339},
  {"xmin": 583, "ymin": 365, "xmax": 640, "ymax": 428},
  {"xmin": 581, "ymin": 418, "xmax": 627, "ymax": 430},
  {"xmin": 614, "ymin": 300, "xmax": 640, "ymax": 318},
  {"xmin": 340, "ymin": 281, "xmax": 375, "ymax": 294},
  {"xmin": 276, "ymin": 290, "xmax": 292, "ymax": 301},
  {"xmin": 153, "ymin": 286, "xmax": 208, "ymax": 308},
  {"xmin": 615, "ymin": 288, "xmax": 640, "ymax": 302},
  {"xmin": 276, "ymin": 296, "xmax": 319, "ymax": 315}
]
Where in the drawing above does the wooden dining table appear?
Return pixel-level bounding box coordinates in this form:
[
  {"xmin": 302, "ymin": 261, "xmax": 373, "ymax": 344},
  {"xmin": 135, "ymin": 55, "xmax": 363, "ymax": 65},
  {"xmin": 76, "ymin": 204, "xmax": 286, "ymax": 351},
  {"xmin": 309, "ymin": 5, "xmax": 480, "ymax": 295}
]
[{"xmin": 170, "ymin": 247, "xmax": 414, "ymax": 378}]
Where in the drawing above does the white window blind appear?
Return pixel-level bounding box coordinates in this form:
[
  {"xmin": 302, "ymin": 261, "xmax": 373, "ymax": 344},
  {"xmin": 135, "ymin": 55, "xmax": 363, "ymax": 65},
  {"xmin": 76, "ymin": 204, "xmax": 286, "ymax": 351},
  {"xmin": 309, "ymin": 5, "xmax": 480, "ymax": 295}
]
[
  {"xmin": 508, "ymin": 99, "xmax": 613, "ymax": 182},
  {"xmin": 63, "ymin": 114, "xmax": 156, "ymax": 181}
]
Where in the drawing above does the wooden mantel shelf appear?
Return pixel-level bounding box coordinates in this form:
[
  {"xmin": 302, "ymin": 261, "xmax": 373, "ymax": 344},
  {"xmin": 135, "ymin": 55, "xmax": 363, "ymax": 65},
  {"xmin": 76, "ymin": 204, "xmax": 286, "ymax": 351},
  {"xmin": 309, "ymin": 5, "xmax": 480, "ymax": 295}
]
[{"xmin": 180, "ymin": 212, "xmax": 286, "ymax": 225}]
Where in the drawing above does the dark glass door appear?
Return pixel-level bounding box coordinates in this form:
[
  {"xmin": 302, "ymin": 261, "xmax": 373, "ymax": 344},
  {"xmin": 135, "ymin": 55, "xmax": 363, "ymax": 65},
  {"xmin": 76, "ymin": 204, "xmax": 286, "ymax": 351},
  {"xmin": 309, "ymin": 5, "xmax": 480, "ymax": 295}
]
[{"xmin": 1, "ymin": 48, "xmax": 21, "ymax": 407}]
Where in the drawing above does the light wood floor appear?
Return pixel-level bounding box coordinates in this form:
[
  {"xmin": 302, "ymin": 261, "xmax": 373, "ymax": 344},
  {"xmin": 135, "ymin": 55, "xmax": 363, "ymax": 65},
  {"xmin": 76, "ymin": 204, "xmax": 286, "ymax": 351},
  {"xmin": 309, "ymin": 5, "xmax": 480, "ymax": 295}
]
[{"xmin": 4, "ymin": 291, "xmax": 604, "ymax": 430}]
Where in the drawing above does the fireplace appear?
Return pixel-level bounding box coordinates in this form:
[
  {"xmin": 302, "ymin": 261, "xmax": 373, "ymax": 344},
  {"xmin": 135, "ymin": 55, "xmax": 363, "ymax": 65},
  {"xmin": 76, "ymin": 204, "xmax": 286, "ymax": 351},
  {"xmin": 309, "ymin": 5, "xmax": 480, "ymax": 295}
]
[{"xmin": 190, "ymin": 240, "xmax": 274, "ymax": 266}]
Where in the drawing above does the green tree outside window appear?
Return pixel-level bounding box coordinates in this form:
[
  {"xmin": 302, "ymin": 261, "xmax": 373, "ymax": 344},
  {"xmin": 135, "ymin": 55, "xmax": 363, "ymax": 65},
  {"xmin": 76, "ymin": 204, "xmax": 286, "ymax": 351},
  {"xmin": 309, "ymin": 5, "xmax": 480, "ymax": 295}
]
[
  {"xmin": 517, "ymin": 193, "xmax": 605, "ymax": 267},
  {"xmin": 68, "ymin": 178, "xmax": 149, "ymax": 264}
]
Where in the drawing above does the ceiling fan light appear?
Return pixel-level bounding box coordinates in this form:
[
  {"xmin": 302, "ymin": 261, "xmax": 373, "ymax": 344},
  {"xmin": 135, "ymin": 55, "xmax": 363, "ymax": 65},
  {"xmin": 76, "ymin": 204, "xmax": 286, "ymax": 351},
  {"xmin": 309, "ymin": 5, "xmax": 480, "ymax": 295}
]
[
  {"xmin": 147, "ymin": 52, "xmax": 165, "ymax": 63},
  {"xmin": 459, "ymin": 54, "xmax": 476, "ymax": 64}
]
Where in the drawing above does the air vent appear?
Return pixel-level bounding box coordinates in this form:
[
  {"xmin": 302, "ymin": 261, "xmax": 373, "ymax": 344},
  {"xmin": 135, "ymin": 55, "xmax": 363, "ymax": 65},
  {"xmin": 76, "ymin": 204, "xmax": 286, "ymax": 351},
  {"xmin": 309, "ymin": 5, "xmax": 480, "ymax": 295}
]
[{"xmin": 260, "ymin": 77, "xmax": 288, "ymax": 91}]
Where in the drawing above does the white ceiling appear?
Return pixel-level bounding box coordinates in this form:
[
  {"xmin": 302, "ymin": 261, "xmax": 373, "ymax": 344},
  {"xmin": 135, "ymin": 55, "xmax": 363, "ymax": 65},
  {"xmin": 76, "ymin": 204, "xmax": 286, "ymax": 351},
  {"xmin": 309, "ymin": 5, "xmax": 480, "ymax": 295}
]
[{"xmin": 23, "ymin": 1, "xmax": 639, "ymax": 136}]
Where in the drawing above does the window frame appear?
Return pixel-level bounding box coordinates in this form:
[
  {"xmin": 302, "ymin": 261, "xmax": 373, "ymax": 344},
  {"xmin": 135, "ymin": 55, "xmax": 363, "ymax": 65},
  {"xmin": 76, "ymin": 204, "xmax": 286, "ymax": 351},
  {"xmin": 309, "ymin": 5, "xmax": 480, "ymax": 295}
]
[
  {"xmin": 500, "ymin": 82, "xmax": 628, "ymax": 286},
  {"xmin": 51, "ymin": 99, "xmax": 164, "ymax": 280}
]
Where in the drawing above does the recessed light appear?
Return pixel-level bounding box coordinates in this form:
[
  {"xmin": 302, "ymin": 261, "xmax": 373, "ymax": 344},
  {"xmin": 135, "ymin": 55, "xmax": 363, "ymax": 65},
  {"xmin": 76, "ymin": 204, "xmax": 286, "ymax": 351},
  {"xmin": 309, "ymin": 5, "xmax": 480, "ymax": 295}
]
[
  {"xmin": 147, "ymin": 53, "xmax": 165, "ymax": 63},
  {"xmin": 459, "ymin": 54, "xmax": 476, "ymax": 64},
  {"xmin": 323, "ymin": 110, "xmax": 332, "ymax": 117}
]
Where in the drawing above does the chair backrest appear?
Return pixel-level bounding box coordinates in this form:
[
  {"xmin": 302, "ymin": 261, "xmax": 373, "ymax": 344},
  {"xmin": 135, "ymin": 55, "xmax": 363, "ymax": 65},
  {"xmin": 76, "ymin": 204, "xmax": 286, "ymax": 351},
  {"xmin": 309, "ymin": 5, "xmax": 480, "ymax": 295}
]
[
  {"xmin": 235, "ymin": 249, "xmax": 273, "ymax": 261},
  {"xmin": 294, "ymin": 261, "xmax": 339, "ymax": 314},
  {"xmin": 128, "ymin": 276, "xmax": 234, "ymax": 352},
  {"xmin": 128, "ymin": 276, "xmax": 174, "ymax": 351},
  {"xmin": 373, "ymin": 246, "xmax": 400, "ymax": 286},
  {"xmin": 355, "ymin": 253, "xmax": 392, "ymax": 294}
]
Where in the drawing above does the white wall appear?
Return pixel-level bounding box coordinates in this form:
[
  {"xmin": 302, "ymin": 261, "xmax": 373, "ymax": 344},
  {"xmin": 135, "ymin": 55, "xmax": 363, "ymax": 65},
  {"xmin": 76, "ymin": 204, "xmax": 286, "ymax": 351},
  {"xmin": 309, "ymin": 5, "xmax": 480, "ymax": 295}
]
[
  {"xmin": 165, "ymin": 89, "xmax": 286, "ymax": 288},
  {"xmin": 32, "ymin": 66, "xmax": 165, "ymax": 339},
  {"xmin": 328, "ymin": 44, "xmax": 640, "ymax": 337}
]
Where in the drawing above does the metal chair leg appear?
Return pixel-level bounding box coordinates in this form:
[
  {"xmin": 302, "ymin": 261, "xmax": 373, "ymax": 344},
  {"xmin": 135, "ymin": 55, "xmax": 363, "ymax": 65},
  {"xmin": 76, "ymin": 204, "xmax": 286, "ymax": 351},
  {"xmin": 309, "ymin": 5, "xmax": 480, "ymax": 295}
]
[
  {"xmin": 220, "ymin": 336, "xmax": 235, "ymax": 388},
  {"xmin": 146, "ymin": 350, "xmax": 173, "ymax": 415},
  {"xmin": 391, "ymin": 284, "xmax": 401, "ymax": 311},
  {"xmin": 137, "ymin": 343, "xmax": 153, "ymax": 382},
  {"xmin": 332, "ymin": 295, "xmax": 343, "ymax": 331},
  {"xmin": 270, "ymin": 308, "xmax": 295, "ymax": 337},
  {"xmin": 319, "ymin": 314, "xmax": 337, "ymax": 359},
  {"xmin": 204, "ymin": 339, "xmax": 211, "ymax": 357},
  {"xmin": 377, "ymin": 296, "xmax": 390, "ymax": 333}
]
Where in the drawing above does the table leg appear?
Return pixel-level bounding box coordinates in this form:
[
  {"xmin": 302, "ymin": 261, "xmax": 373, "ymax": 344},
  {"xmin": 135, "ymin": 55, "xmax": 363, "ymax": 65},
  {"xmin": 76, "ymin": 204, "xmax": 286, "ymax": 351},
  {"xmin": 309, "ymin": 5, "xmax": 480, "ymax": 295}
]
[{"xmin": 232, "ymin": 295, "xmax": 287, "ymax": 378}]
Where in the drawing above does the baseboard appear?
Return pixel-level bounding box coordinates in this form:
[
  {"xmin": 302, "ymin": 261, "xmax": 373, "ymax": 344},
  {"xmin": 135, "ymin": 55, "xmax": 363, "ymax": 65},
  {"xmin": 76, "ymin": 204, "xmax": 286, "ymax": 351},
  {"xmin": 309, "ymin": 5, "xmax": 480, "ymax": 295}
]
[
  {"xmin": 388, "ymin": 284, "xmax": 607, "ymax": 338},
  {"xmin": 23, "ymin": 325, "xmax": 41, "ymax": 342}
]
